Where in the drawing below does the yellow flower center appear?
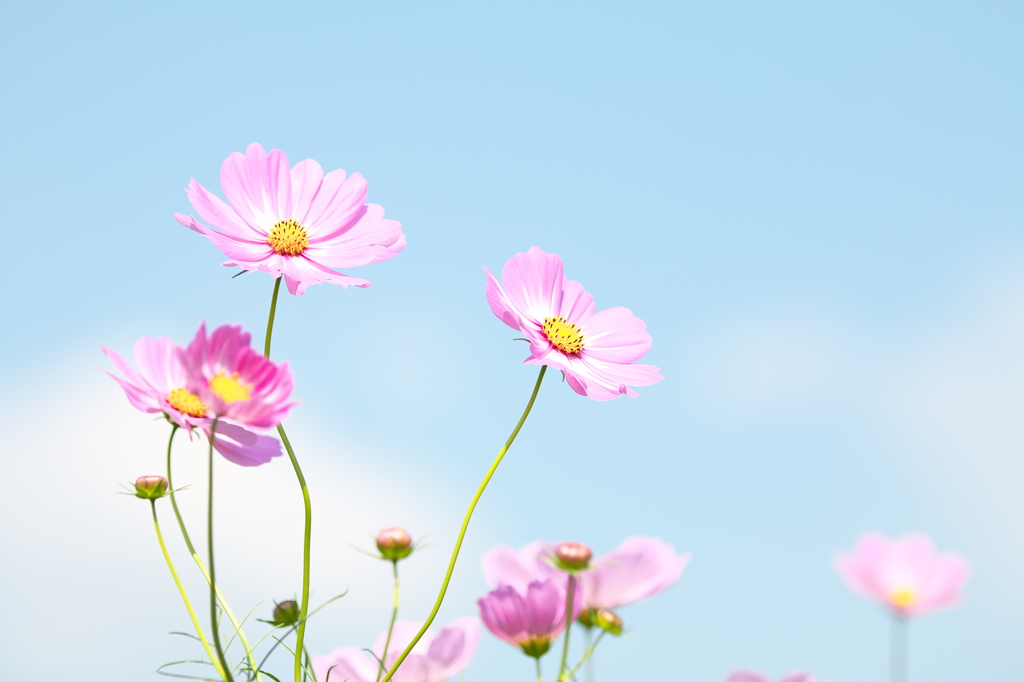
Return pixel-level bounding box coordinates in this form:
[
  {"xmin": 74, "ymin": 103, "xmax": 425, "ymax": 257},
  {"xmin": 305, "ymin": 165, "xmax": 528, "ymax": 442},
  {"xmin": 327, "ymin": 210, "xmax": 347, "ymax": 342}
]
[
  {"xmin": 542, "ymin": 316, "xmax": 585, "ymax": 354},
  {"xmin": 267, "ymin": 219, "xmax": 309, "ymax": 256},
  {"xmin": 166, "ymin": 387, "xmax": 207, "ymax": 418},
  {"xmin": 889, "ymin": 588, "xmax": 916, "ymax": 610},
  {"xmin": 210, "ymin": 372, "xmax": 253, "ymax": 403}
]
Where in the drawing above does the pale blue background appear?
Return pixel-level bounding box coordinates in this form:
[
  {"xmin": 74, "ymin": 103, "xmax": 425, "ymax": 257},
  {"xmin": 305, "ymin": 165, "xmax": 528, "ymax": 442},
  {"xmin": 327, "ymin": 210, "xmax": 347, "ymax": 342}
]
[{"xmin": 1, "ymin": 1, "xmax": 1022, "ymax": 680}]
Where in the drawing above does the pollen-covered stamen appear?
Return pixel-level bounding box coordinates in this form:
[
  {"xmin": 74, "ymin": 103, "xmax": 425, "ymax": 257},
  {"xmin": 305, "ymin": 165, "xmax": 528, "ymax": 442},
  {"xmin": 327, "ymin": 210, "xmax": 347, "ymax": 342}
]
[
  {"xmin": 166, "ymin": 387, "xmax": 207, "ymax": 418},
  {"xmin": 210, "ymin": 372, "xmax": 253, "ymax": 404},
  {"xmin": 542, "ymin": 316, "xmax": 585, "ymax": 354},
  {"xmin": 889, "ymin": 588, "xmax": 917, "ymax": 610},
  {"xmin": 267, "ymin": 218, "xmax": 309, "ymax": 256}
]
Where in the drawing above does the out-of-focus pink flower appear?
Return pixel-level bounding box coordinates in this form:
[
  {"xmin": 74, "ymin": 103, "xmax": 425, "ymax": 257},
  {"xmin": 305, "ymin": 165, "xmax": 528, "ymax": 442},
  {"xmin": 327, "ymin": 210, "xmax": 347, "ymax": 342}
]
[
  {"xmin": 175, "ymin": 142, "xmax": 404, "ymax": 296},
  {"xmin": 182, "ymin": 322, "xmax": 296, "ymax": 431},
  {"xmin": 103, "ymin": 336, "xmax": 281, "ymax": 466},
  {"xmin": 484, "ymin": 246, "xmax": 663, "ymax": 400},
  {"xmin": 481, "ymin": 541, "xmax": 561, "ymax": 593},
  {"xmin": 312, "ymin": 618, "xmax": 479, "ymax": 682},
  {"xmin": 833, "ymin": 532, "xmax": 970, "ymax": 617},
  {"xmin": 477, "ymin": 579, "xmax": 583, "ymax": 658},
  {"xmin": 482, "ymin": 536, "xmax": 689, "ymax": 612},
  {"xmin": 726, "ymin": 671, "xmax": 816, "ymax": 682},
  {"xmin": 581, "ymin": 536, "xmax": 690, "ymax": 611}
]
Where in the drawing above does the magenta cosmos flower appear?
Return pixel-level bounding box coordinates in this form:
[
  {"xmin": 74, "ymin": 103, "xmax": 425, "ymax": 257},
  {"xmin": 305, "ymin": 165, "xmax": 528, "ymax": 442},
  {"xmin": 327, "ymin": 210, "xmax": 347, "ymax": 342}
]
[
  {"xmin": 102, "ymin": 336, "xmax": 281, "ymax": 466},
  {"xmin": 174, "ymin": 143, "xmax": 404, "ymax": 295},
  {"xmin": 180, "ymin": 322, "xmax": 296, "ymax": 431},
  {"xmin": 726, "ymin": 671, "xmax": 816, "ymax": 682},
  {"xmin": 312, "ymin": 618, "xmax": 479, "ymax": 682},
  {"xmin": 483, "ymin": 536, "xmax": 689, "ymax": 613},
  {"xmin": 477, "ymin": 578, "xmax": 583, "ymax": 658},
  {"xmin": 484, "ymin": 246, "xmax": 663, "ymax": 400},
  {"xmin": 833, "ymin": 532, "xmax": 970, "ymax": 617}
]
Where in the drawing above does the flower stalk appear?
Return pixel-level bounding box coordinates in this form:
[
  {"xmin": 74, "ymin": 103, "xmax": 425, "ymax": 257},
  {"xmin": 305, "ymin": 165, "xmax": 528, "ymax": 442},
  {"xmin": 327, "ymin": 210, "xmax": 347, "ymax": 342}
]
[
  {"xmin": 564, "ymin": 629, "xmax": 605, "ymax": 681},
  {"xmin": 375, "ymin": 560, "xmax": 401, "ymax": 682},
  {"xmin": 556, "ymin": 575, "xmax": 576, "ymax": 682},
  {"xmin": 165, "ymin": 425, "xmax": 262, "ymax": 681},
  {"xmin": 149, "ymin": 497, "xmax": 226, "ymax": 680},
  {"xmin": 206, "ymin": 419, "xmax": 235, "ymax": 681},
  {"xmin": 263, "ymin": 278, "xmax": 314, "ymax": 682},
  {"xmin": 379, "ymin": 365, "xmax": 548, "ymax": 682},
  {"xmin": 891, "ymin": 614, "xmax": 908, "ymax": 682}
]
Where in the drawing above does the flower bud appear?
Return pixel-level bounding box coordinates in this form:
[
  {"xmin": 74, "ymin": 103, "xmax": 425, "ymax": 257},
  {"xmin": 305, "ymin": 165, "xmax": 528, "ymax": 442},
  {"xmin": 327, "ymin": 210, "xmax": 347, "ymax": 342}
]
[
  {"xmin": 270, "ymin": 600, "xmax": 300, "ymax": 627},
  {"xmin": 134, "ymin": 475, "xmax": 169, "ymax": 500},
  {"xmin": 376, "ymin": 526, "xmax": 413, "ymax": 561},
  {"xmin": 554, "ymin": 541, "xmax": 592, "ymax": 571},
  {"xmin": 595, "ymin": 609, "xmax": 623, "ymax": 636},
  {"xmin": 577, "ymin": 608, "xmax": 597, "ymax": 628}
]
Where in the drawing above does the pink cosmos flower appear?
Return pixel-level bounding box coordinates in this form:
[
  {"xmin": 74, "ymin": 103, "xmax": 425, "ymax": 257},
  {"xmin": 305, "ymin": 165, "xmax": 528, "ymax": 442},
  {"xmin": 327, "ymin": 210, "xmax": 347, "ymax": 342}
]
[
  {"xmin": 312, "ymin": 618, "xmax": 479, "ymax": 682},
  {"xmin": 481, "ymin": 541, "xmax": 561, "ymax": 592},
  {"xmin": 477, "ymin": 578, "xmax": 583, "ymax": 658},
  {"xmin": 175, "ymin": 142, "xmax": 404, "ymax": 295},
  {"xmin": 484, "ymin": 246, "xmax": 663, "ymax": 400},
  {"xmin": 102, "ymin": 336, "xmax": 281, "ymax": 466},
  {"xmin": 483, "ymin": 536, "xmax": 689, "ymax": 612},
  {"xmin": 181, "ymin": 322, "xmax": 296, "ymax": 431},
  {"xmin": 579, "ymin": 536, "xmax": 690, "ymax": 611},
  {"xmin": 833, "ymin": 532, "xmax": 970, "ymax": 617},
  {"xmin": 726, "ymin": 671, "xmax": 816, "ymax": 682}
]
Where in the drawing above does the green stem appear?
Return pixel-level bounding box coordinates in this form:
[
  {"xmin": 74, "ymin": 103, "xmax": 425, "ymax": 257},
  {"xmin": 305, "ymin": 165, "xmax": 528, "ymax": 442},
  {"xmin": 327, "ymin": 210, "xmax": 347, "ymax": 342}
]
[
  {"xmin": 263, "ymin": 278, "xmax": 314, "ymax": 682},
  {"xmin": 277, "ymin": 422, "xmax": 312, "ymax": 682},
  {"xmin": 565, "ymin": 629, "xmax": 605, "ymax": 681},
  {"xmin": 304, "ymin": 645, "xmax": 316, "ymax": 682},
  {"xmin": 265, "ymin": 277, "xmax": 282, "ymax": 357},
  {"xmin": 207, "ymin": 420, "xmax": 235, "ymax": 681},
  {"xmin": 891, "ymin": 614, "xmax": 908, "ymax": 682},
  {"xmin": 376, "ymin": 561, "xmax": 400, "ymax": 682},
  {"xmin": 556, "ymin": 575, "xmax": 576, "ymax": 681},
  {"xmin": 536, "ymin": 657, "xmax": 543, "ymax": 682},
  {"xmin": 379, "ymin": 365, "xmax": 549, "ymax": 682},
  {"xmin": 150, "ymin": 499, "xmax": 227, "ymax": 681},
  {"xmin": 166, "ymin": 425, "xmax": 262, "ymax": 681}
]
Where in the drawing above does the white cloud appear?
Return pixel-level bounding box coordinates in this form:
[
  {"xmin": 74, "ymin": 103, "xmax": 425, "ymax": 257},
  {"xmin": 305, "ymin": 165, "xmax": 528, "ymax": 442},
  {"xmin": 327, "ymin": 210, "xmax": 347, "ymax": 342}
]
[{"xmin": 0, "ymin": 360, "xmax": 485, "ymax": 680}]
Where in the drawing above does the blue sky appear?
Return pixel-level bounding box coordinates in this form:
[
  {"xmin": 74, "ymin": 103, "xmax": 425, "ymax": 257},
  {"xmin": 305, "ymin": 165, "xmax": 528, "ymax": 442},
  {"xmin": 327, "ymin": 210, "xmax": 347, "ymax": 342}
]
[{"xmin": 1, "ymin": 1, "xmax": 1022, "ymax": 680}]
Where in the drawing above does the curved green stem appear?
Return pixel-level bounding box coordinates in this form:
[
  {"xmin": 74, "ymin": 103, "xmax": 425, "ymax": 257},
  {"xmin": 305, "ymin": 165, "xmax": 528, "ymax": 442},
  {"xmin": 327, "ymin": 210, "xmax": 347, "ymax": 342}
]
[
  {"xmin": 277, "ymin": 423, "xmax": 313, "ymax": 682},
  {"xmin": 265, "ymin": 277, "xmax": 282, "ymax": 357},
  {"xmin": 166, "ymin": 425, "xmax": 262, "ymax": 681},
  {"xmin": 207, "ymin": 420, "xmax": 235, "ymax": 681},
  {"xmin": 536, "ymin": 657, "xmax": 543, "ymax": 682},
  {"xmin": 565, "ymin": 629, "xmax": 605, "ymax": 681},
  {"xmin": 380, "ymin": 365, "xmax": 548, "ymax": 682},
  {"xmin": 304, "ymin": 645, "xmax": 316, "ymax": 682},
  {"xmin": 556, "ymin": 575, "xmax": 576, "ymax": 681},
  {"xmin": 376, "ymin": 561, "xmax": 400, "ymax": 682},
  {"xmin": 263, "ymin": 278, "xmax": 314, "ymax": 682},
  {"xmin": 150, "ymin": 499, "xmax": 227, "ymax": 681}
]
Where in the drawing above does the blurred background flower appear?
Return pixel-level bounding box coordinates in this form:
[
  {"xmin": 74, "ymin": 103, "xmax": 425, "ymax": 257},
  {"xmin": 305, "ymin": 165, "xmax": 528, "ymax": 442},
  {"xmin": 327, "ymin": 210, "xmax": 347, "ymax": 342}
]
[
  {"xmin": 313, "ymin": 618, "xmax": 479, "ymax": 682},
  {"xmin": 834, "ymin": 532, "xmax": 970, "ymax": 617}
]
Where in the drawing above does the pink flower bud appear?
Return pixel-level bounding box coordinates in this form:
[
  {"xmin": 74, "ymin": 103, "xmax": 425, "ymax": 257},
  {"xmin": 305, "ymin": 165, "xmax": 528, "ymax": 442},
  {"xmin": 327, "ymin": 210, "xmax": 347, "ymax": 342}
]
[
  {"xmin": 554, "ymin": 541, "xmax": 592, "ymax": 571},
  {"xmin": 270, "ymin": 600, "xmax": 300, "ymax": 627},
  {"xmin": 134, "ymin": 475, "xmax": 169, "ymax": 500},
  {"xmin": 376, "ymin": 526, "xmax": 414, "ymax": 561},
  {"xmin": 595, "ymin": 609, "xmax": 623, "ymax": 635}
]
